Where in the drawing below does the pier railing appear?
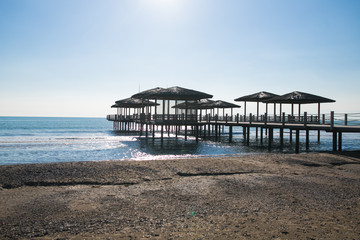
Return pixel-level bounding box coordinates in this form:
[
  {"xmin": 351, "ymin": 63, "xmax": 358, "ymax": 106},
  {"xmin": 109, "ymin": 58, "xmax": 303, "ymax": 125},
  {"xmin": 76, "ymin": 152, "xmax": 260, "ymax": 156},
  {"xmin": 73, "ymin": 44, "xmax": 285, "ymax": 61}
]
[
  {"xmin": 107, "ymin": 114, "xmax": 141, "ymax": 121},
  {"xmin": 333, "ymin": 113, "xmax": 360, "ymax": 126},
  {"xmin": 200, "ymin": 113, "xmax": 321, "ymax": 124},
  {"xmin": 107, "ymin": 112, "xmax": 360, "ymax": 126},
  {"xmin": 152, "ymin": 114, "xmax": 198, "ymax": 123}
]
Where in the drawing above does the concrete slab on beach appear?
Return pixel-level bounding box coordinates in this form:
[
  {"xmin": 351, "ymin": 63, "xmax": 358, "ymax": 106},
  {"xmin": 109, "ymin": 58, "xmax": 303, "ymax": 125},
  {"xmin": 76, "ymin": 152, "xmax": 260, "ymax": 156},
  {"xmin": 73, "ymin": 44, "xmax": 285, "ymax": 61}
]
[{"xmin": 1, "ymin": 152, "xmax": 360, "ymax": 239}]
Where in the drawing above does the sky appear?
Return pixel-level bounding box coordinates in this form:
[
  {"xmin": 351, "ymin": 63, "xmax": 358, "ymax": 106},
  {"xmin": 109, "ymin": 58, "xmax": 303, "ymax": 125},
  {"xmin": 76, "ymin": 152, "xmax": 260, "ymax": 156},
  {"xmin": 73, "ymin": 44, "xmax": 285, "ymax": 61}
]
[{"xmin": 0, "ymin": 0, "xmax": 359, "ymax": 117}]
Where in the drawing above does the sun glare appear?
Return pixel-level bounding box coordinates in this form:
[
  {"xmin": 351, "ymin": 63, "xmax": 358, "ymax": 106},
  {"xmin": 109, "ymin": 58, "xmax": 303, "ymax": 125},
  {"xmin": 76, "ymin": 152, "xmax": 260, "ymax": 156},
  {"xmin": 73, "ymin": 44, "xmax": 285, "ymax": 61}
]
[{"xmin": 139, "ymin": 0, "xmax": 186, "ymax": 18}]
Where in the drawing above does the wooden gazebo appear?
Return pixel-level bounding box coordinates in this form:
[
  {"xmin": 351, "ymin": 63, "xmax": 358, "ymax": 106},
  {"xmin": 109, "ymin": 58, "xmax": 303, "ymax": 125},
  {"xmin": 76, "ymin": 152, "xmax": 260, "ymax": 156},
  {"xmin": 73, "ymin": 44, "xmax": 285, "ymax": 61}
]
[
  {"xmin": 264, "ymin": 91, "xmax": 336, "ymax": 122},
  {"xmin": 111, "ymin": 98, "xmax": 159, "ymax": 120},
  {"xmin": 132, "ymin": 86, "xmax": 213, "ymax": 123},
  {"xmin": 234, "ymin": 91, "xmax": 279, "ymax": 119},
  {"xmin": 172, "ymin": 99, "xmax": 240, "ymax": 121}
]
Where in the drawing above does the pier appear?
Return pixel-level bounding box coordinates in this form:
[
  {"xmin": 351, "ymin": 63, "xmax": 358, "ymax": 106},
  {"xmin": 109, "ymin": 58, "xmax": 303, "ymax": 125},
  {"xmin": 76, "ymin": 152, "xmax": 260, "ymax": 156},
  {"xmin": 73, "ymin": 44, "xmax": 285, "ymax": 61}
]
[{"xmin": 107, "ymin": 87, "xmax": 360, "ymax": 153}]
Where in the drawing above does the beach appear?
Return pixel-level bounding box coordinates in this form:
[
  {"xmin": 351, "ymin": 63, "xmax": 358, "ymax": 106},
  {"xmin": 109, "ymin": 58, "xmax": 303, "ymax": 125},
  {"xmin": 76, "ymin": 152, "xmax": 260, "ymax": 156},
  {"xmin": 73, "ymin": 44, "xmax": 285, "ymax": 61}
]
[{"xmin": 1, "ymin": 152, "xmax": 360, "ymax": 239}]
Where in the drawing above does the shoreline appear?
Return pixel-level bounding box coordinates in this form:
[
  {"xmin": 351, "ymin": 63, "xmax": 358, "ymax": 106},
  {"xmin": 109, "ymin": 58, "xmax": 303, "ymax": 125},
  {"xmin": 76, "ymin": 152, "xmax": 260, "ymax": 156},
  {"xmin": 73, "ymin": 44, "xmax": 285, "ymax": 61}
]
[
  {"xmin": 1, "ymin": 152, "xmax": 360, "ymax": 239},
  {"xmin": 2, "ymin": 149, "xmax": 360, "ymax": 167}
]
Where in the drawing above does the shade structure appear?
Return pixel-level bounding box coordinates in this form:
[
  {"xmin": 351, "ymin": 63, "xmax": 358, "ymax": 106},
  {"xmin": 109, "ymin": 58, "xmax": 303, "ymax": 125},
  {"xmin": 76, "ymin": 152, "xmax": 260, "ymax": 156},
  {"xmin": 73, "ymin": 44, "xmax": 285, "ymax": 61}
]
[
  {"xmin": 234, "ymin": 91, "xmax": 279, "ymax": 117},
  {"xmin": 172, "ymin": 99, "xmax": 240, "ymax": 109},
  {"xmin": 140, "ymin": 86, "xmax": 213, "ymax": 100},
  {"xmin": 264, "ymin": 91, "xmax": 335, "ymax": 104},
  {"xmin": 209, "ymin": 100, "xmax": 241, "ymax": 109},
  {"xmin": 234, "ymin": 91, "xmax": 279, "ymax": 102},
  {"xmin": 172, "ymin": 99, "xmax": 215, "ymax": 109},
  {"xmin": 111, "ymin": 98, "xmax": 159, "ymax": 108},
  {"xmin": 264, "ymin": 91, "xmax": 336, "ymax": 119},
  {"xmin": 131, "ymin": 87, "xmax": 164, "ymax": 99}
]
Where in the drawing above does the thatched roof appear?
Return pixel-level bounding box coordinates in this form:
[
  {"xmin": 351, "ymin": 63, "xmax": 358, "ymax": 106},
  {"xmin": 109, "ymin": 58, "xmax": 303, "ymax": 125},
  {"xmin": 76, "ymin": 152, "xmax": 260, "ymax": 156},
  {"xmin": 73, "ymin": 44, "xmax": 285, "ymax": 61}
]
[
  {"xmin": 210, "ymin": 100, "xmax": 240, "ymax": 108},
  {"xmin": 131, "ymin": 87, "xmax": 164, "ymax": 99},
  {"xmin": 111, "ymin": 98, "xmax": 159, "ymax": 108},
  {"xmin": 137, "ymin": 86, "xmax": 213, "ymax": 100},
  {"xmin": 264, "ymin": 91, "xmax": 336, "ymax": 104},
  {"xmin": 234, "ymin": 91, "xmax": 279, "ymax": 102},
  {"xmin": 172, "ymin": 99, "xmax": 240, "ymax": 109},
  {"xmin": 172, "ymin": 99, "xmax": 215, "ymax": 109}
]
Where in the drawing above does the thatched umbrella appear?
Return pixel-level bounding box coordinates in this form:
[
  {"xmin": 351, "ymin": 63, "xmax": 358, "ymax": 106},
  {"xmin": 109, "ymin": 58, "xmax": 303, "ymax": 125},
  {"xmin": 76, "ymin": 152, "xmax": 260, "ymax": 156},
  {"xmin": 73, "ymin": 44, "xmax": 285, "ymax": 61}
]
[
  {"xmin": 209, "ymin": 100, "xmax": 241, "ymax": 119},
  {"xmin": 112, "ymin": 98, "xmax": 159, "ymax": 116},
  {"xmin": 172, "ymin": 99, "xmax": 215, "ymax": 109},
  {"xmin": 173, "ymin": 99, "xmax": 240, "ymax": 119},
  {"xmin": 172, "ymin": 99, "xmax": 216, "ymax": 121},
  {"xmin": 264, "ymin": 91, "xmax": 335, "ymax": 119},
  {"xmin": 234, "ymin": 91, "xmax": 279, "ymax": 117},
  {"xmin": 145, "ymin": 86, "xmax": 213, "ymax": 100},
  {"xmin": 131, "ymin": 88, "xmax": 165, "ymax": 116},
  {"xmin": 113, "ymin": 98, "xmax": 159, "ymax": 108},
  {"xmin": 133, "ymin": 86, "xmax": 213, "ymax": 122},
  {"xmin": 131, "ymin": 87, "xmax": 164, "ymax": 99},
  {"xmin": 210, "ymin": 100, "xmax": 240, "ymax": 108}
]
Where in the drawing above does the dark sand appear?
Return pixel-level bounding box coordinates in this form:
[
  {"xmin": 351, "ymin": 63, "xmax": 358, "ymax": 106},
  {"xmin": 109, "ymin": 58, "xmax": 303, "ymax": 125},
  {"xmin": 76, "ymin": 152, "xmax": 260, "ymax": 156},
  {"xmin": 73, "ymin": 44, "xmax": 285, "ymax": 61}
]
[{"xmin": 1, "ymin": 152, "xmax": 360, "ymax": 239}]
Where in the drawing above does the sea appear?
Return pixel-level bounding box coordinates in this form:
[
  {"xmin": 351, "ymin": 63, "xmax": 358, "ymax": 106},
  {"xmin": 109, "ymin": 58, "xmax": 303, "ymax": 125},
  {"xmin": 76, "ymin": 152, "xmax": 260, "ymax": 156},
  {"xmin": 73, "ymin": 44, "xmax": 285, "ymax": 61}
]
[{"xmin": 1, "ymin": 116, "xmax": 360, "ymax": 165}]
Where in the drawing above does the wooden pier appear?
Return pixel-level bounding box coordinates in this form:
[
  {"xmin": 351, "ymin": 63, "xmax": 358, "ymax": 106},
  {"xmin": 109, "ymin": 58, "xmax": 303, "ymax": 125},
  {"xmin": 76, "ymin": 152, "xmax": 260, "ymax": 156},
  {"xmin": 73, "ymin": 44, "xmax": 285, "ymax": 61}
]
[
  {"xmin": 107, "ymin": 111, "xmax": 360, "ymax": 153},
  {"xmin": 107, "ymin": 87, "xmax": 360, "ymax": 153}
]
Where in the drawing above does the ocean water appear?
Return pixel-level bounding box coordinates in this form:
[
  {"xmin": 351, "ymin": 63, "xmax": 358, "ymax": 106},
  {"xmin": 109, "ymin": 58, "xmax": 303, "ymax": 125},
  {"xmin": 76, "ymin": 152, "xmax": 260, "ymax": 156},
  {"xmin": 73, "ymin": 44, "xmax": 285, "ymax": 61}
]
[{"xmin": 0, "ymin": 117, "xmax": 360, "ymax": 165}]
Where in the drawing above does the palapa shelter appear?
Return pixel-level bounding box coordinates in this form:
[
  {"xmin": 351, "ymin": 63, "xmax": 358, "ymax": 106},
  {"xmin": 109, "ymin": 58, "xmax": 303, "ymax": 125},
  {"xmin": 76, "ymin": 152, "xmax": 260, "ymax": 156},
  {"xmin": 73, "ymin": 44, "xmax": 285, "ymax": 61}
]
[
  {"xmin": 264, "ymin": 91, "xmax": 336, "ymax": 120},
  {"xmin": 131, "ymin": 86, "xmax": 213, "ymax": 123},
  {"xmin": 131, "ymin": 87, "xmax": 164, "ymax": 99},
  {"xmin": 234, "ymin": 91, "xmax": 279, "ymax": 117},
  {"xmin": 143, "ymin": 86, "xmax": 213, "ymax": 100},
  {"xmin": 172, "ymin": 99, "xmax": 240, "ymax": 121},
  {"xmin": 208, "ymin": 100, "xmax": 241, "ymax": 119},
  {"xmin": 171, "ymin": 99, "xmax": 215, "ymax": 109},
  {"xmin": 112, "ymin": 98, "xmax": 159, "ymax": 108},
  {"xmin": 111, "ymin": 98, "xmax": 159, "ymax": 117}
]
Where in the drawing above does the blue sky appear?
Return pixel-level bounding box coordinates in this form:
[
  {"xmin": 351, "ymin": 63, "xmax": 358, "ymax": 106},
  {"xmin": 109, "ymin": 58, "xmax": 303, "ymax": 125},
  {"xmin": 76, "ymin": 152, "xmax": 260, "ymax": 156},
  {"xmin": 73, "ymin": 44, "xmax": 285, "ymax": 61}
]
[{"xmin": 0, "ymin": 0, "xmax": 359, "ymax": 117}]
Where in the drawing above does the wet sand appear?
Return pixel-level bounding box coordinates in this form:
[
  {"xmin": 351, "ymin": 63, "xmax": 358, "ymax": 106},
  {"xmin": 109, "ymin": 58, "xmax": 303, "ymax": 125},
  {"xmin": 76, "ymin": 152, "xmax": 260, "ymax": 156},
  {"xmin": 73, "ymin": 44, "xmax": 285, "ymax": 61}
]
[{"xmin": 1, "ymin": 152, "xmax": 360, "ymax": 239}]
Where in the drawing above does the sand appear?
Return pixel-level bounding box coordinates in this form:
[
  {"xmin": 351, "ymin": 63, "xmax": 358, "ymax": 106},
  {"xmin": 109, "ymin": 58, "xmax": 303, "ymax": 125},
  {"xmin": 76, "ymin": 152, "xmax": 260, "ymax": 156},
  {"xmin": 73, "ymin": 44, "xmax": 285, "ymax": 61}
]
[{"xmin": 1, "ymin": 152, "xmax": 360, "ymax": 239}]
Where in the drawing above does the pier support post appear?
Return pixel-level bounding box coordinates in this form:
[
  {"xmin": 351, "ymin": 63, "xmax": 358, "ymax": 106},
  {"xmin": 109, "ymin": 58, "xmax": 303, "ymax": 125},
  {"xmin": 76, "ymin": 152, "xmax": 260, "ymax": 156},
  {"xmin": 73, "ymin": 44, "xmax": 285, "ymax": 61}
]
[
  {"xmin": 243, "ymin": 127, "xmax": 246, "ymax": 143},
  {"xmin": 260, "ymin": 127, "xmax": 263, "ymax": 144},
  {"xmin": 268, "ymin": 128, "xmax": 273, "ymax": 151},
  {"xmin": 161, "ymin": 125, "xmax": 164, "ymax": 141},
  {"xmin": 280, "ymin": 128, "xmax": 284, "ymax": 148},
  {"xmin": 246, "ymin": 127, "xmax": 250, "ymax": 146},
  {"xmin": 215, "ymin": 124, "xmax": 218, "ymax": 141},
  {"xmin": 140, "ymin": 124, "xmax": 143, "ymax": 137},
  {"xmin": 318, "ymin": 130, "xmax": 321, "ymax": 143},
  {"xmin": 152, "ymin": 124, "xmax": 155, "ymax": 139},
  {"xmin": 332, "ymin": 131, "xmax": 337, "ymax": 151},
  {"xmin": 290, "ymin": 130, "xmax": 293, "ymax": 143},
  {"xmin": 229, "ymin": 125, "xmax": 233, "ymax": 143},
  {"xmin": 338, "ymin": 132, "xmax": 342, "ymax": 151},
  {"xmin": 295, "ymin": 130, "xmax": 300, "ymax": 153},
  {"xmin": 185, "ymin": 125, "xmax": 188, "ymax": 141},
  {"xmin": 196, "ymin": 125, "xmax": 199, "ymax": 142},
  {"xmin": 306, "ymin": 130, "xmax": 309, "ymax": 151}
]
